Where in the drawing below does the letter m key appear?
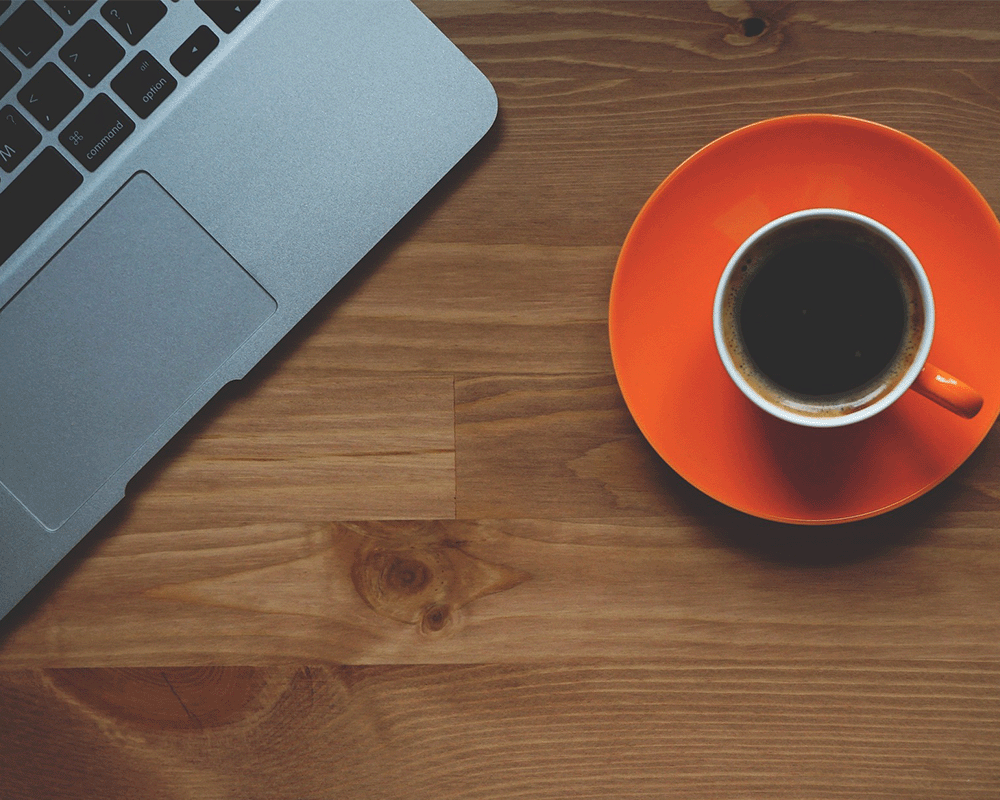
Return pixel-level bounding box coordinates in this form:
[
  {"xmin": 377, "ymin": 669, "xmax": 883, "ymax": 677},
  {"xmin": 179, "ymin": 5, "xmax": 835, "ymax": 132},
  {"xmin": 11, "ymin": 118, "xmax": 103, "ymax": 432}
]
[{"xmin": 0, "ymin": 106, "xmax": 41, "ymax": 173}]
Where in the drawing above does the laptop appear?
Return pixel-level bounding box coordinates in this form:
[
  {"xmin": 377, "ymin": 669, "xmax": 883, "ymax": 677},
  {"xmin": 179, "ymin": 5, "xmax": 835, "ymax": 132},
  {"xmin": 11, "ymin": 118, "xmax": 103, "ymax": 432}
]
[{"xmin": 0, "ymin": 0, "xmax": 497, "ymax": 620}]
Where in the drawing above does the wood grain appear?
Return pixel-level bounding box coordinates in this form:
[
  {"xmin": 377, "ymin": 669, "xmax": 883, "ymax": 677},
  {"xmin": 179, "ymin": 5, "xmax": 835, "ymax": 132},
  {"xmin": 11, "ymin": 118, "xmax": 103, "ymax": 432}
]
[
  {"xmin": 3, "ymin": 2, "xmax": 1000, "ymax": 797},
  {"xmin": 4, "ymin": 509, "xmax": 1000, "ymax": 666},
  {"xmin": 2, "ymin": 662, "xmax": 998, "ymax": 800}
]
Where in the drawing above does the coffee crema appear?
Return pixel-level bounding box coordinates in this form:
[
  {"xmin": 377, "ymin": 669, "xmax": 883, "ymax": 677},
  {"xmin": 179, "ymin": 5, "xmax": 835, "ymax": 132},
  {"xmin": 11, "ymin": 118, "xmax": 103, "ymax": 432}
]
[{"xmin": 719, "ymin": 216, "xmax": 925, "ymax": 418}]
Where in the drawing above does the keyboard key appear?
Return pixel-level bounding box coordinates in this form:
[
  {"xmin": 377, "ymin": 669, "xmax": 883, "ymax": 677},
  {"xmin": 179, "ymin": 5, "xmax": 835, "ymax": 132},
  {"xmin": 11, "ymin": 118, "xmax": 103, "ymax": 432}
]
[
  {"xmin": 18, "ymin": 62, "xmax": 82, "ymax": 130},
  {"xmin": 195, "ymin": 1, "xmax": 258, "ymax": 34},
  {"xmin": 46, "ymin": 1, "xmax": 96, "ymax": 25},
  {"xmin": 0, "ymin": 147, "xmax": 82, "ymax": 264},
  {"xmin": 0, "ymin": 1, "xmax": 62, "ymax": 68},
  {"xmin": 111, "ymin": 51, "xmax": 174, "ymax": 119},
  {"xmin": 59, "ymin": 19, "xmax": 124, "ymax": 87},
  {"xmin": 0, "ymin": 50, "xmax": 20, "ymax": 97},
  {"xmin": 0, "ymin": 1, "xmax": 10, "ymax": 15},
  {"xmin": 59, "ymin": 93, "xmax": 133, "ymax": 170},
  {"xmin": 170, "ymin": 24, "xmax": 217, "ymax": 76},
  {"xmin": 0, "ymin": 104, "xmax": 41, "ymax": 172},
  {"xmin": 101, "ymin": 0, "xmax": 166, "ymax": 46}
]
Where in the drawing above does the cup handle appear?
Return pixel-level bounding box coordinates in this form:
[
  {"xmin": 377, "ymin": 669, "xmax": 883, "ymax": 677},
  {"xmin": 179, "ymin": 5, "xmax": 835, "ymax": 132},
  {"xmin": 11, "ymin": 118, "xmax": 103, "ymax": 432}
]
[{"xmin": 911, "ymin": 363, "xmax": 984, "ymax": 419}]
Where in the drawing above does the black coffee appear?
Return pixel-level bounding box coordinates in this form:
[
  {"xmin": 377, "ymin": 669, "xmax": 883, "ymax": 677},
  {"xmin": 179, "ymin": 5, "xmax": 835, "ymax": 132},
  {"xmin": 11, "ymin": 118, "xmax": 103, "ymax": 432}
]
[{"xmin": 738, "ymin": 238, "xmax": 906, "ymax": 396}]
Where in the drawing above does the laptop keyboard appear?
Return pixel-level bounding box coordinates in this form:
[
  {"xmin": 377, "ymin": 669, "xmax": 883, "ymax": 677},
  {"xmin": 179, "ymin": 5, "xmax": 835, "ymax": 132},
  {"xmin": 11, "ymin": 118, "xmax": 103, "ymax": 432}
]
[{"xmin": 0, "ymin": 0, "xmax": 259, "ymax": 264}]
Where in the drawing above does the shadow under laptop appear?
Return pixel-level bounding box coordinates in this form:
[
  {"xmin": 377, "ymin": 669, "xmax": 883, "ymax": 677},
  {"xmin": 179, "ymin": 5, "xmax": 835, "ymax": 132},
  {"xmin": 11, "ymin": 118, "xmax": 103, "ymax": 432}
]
[{"xmin": 0, "ymin": 497, "xmax": 135, "ymax": 644}]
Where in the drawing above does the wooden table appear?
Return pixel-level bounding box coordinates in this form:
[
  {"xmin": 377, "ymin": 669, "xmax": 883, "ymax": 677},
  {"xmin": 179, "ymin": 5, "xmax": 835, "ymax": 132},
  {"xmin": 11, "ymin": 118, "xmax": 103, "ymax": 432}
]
[{"xmin": 3, "ymin": 2, "xmax": 1000, "ymax": 797}]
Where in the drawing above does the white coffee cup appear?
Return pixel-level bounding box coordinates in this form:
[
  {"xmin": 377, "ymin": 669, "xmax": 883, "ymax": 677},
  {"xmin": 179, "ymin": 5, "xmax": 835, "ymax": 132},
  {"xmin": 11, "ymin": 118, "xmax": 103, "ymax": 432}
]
[{"xmin": 713, "ymin": 208, "xmax": 982, "ymax": 428}]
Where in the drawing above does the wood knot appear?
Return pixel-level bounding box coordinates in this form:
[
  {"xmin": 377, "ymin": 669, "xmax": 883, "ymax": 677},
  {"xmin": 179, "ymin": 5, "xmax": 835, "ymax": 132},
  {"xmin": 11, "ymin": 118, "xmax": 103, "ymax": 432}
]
[
  {"xmin": 421, "ymin": 603, "xmax": 451, "ymax": 633},
  {"xmin": 739, "ymin": 16, "xmax": 767, "ymax": 38},
  {"xmin": 350, "ymin": 527, "xmax": 529, "ymax": 632},
  {"xmin": 383, "ymin": 556, "xmax": 432, "ymax": 594},
  {"xmin": 353, "ymin": 548, "xmax": 439, "ymax": 620},
  {"xmin": 709, "ymin": 1, "xmax": 782, "ymax": 50},
  {"xmin": 724, "ymin": 14, "xmax": 775, "ymax": 47}
]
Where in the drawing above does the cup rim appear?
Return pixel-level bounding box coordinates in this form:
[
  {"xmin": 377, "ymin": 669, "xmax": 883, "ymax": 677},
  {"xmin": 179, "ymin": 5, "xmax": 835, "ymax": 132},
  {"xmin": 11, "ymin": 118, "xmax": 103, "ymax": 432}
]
[{"xmin": 713, "ymin": 208, "xmax": 936, "ymax": 428}]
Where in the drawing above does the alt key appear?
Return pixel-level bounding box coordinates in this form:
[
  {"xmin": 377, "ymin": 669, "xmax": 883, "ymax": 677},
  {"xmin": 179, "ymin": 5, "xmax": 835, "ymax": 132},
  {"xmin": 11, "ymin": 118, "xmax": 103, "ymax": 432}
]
[{"xmin": 111, "ymin": 51, "xmax": 176, "ymax": 119}]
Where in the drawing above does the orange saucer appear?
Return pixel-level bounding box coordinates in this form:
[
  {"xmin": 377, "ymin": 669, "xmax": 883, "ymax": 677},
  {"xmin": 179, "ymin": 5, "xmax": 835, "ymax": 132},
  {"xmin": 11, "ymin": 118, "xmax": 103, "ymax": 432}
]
[{"xmin": 609, "ymin": 115, "xmax": 1000, "ymax": 524}]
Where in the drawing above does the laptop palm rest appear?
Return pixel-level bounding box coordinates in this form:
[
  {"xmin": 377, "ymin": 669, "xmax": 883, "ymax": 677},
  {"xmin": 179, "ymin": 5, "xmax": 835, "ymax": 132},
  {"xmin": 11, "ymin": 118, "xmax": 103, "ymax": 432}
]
[{"xmin": 0, "ymin": 172, "xmax": 276, "ymax": 531}]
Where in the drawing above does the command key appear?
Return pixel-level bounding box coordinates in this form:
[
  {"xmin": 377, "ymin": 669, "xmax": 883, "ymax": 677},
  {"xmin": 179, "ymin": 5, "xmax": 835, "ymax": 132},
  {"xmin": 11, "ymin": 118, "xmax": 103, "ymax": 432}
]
[{"xmin": 59, "ymin": 93, "xmax": 135, "ymax": 171}]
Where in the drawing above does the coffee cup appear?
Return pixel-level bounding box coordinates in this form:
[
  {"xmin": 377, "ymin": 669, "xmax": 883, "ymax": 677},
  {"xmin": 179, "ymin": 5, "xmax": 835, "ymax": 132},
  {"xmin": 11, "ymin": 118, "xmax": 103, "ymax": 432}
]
[{"xmin": 713, "ymin": 208, "xmax": 983, "ymax": 428}]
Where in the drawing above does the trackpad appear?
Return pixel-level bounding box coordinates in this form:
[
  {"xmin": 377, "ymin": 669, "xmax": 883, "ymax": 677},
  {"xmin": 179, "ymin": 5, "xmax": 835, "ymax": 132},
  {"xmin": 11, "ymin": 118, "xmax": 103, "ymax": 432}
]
[{"xmin": 0, "ymin": 172, "xmax": 276, "ymax": 530}]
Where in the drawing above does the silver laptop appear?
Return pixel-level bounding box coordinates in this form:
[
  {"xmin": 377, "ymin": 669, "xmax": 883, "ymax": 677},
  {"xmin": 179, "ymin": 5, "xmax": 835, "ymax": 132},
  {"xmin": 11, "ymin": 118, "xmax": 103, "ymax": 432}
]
[{"xmin": 0, "ymin": 0, "xmax": 497, "ymax": 619}]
